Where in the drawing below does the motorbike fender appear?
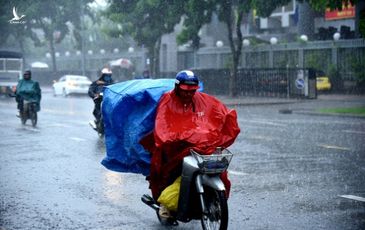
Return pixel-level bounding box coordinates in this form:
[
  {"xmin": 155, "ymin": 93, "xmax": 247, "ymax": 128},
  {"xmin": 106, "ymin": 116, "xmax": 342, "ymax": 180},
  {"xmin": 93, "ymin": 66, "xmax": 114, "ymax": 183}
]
[{"xmin": 197, "ymin": 174, "xmax": 226, "ymax": 193}]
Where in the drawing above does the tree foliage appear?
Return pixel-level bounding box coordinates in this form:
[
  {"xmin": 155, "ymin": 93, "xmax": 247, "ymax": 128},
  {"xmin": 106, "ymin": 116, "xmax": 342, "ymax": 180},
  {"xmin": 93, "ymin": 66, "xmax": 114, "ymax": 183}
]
[
  {"xmin": 177, "ymin": 0, "xmax": 215, "ymax": 49},
  {"xmin": 307, "ymin": 0, "xmax": 357, "ymax": 11},
  {"xmin": 177, "ymin": 0, "xmax": 293, "ymax": 96},
  {"xmin": 1, "ymin": 0, "xmax": 93, "ymax": 71},
  {"xmin": 107, "ymin": 0, "xmax": 185, "ymax": 75}
]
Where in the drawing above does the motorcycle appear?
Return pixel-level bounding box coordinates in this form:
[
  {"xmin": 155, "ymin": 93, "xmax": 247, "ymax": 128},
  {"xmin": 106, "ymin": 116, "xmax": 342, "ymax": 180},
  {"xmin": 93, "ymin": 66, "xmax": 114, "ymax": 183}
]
[
  {"xmin": 20, "ymin": 100, "xmax": 38, "ymax": 127},
  {"xmin": 142, "ymin": 147, "xmax": 233, "ymax": 230},
  {"xmin": 89, "ymin": 92, "xmax": 104, "ymax": 136}
]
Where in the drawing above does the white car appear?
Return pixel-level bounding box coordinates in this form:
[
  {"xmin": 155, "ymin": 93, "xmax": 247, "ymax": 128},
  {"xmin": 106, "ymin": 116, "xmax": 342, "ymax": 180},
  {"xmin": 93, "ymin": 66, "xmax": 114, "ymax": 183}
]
[{"xmin": 53, "ymin": 75, "xmax": 92, "ymax": 96}]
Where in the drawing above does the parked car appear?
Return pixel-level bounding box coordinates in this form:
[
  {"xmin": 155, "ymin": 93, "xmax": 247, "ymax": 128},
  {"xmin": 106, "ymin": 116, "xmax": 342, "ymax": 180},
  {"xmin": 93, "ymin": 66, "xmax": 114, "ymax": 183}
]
[
  {"xmin": 315, "ymin": 70, "xmax": 332, "ymax": 91},
  {"xmin": 53, "ymin": 75, "xmax": 92, "ymax": 96}
]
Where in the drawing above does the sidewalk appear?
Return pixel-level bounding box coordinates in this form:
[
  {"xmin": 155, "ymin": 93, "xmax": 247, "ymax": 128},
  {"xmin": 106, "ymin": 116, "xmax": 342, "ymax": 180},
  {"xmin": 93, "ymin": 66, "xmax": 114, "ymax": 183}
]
[
  {"xmin": 218, "ymin": 94, "xmax": 365, "ymax": 119},
  {"xmin": 217, "ymin": 95, "xmax": 303, "ymax": 107},
  {"xmin": 218, "ymin": 94, "xmax": 365, "ymax": 107}
]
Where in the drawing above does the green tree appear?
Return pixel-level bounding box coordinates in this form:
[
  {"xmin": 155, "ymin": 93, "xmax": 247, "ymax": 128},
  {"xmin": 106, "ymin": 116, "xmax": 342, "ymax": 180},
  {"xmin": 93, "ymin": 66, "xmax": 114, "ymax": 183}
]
[
  {"xmin": 106, "ymin": 0, "xmax": 184, "ymax": 76},
  {"xmin": 176, "ymin": 0, "xmax": 215, "ymax": 50},
  {"xmin": 0, "ymin": 2, "xmax": 39, "ymax": 63},
  {"xmin": 1, "ymin": 0, "xmax": 94, "ymax": 72},
  {"xmin": 307, "ymin": 0, "xmax": 364, "ymax": 38},
  {"xmin": 307, "ymin": 0, "xmax": 356, "ymax": 11},
  {"xmin": 177, "ymin": 0, "xmax": 292, "ymax": 96}
]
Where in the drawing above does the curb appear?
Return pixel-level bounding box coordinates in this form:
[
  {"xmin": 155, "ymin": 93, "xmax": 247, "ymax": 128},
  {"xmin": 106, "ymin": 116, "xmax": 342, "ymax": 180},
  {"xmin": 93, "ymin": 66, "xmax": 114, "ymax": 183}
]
[{"xmin": 292, "ymin": 110, "xmax": 365, "ymax": 119}]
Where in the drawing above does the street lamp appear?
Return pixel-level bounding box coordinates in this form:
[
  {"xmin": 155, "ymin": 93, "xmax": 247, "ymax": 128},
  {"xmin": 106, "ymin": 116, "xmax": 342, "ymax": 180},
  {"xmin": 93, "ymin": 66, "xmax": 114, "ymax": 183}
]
[
  {"xmin": 300, "ymin": 34, "xmax": 308, "ymax": 42},
  {"xmin": 87, "ymin": 50, "xmax": 93, "ymax": 55},
  {"xmin": 55, "ymin": 52, "xmax": 60, "ymax": 57},
  {"xmin": 270, "ymin": 37, "xmax": 278, "ymax": 45},
  {"xmin": 128, "ymin": 47, "xmax": 134, "ymax": 53},
  {"xmin": 100, "ymin": 49, "xmax": 105, "ymax": 55},
  {"xmin": 65, "ymin": 51, "xmax": 70, "ymax": 57},
  {"xmin": 216, "ymin": 40, "xmax": 224, "ymax": 47},
  {"xmin": 46, "ymin": 53, "xmax": 51, "ymax": 58},
  {"xmin": 333, "ymin": 32, "xmax": 341, "ymax": 41},
  {"xmin": 113, "ymin": 48, "xmax": 119, "ymax": 54},
  {"xmin": 243, "ymin": 39, "xmax": 250, "ymax": 46},
  {"xmin": 76, "ymin": 50, "xmax": 81, "ymax": 55}
]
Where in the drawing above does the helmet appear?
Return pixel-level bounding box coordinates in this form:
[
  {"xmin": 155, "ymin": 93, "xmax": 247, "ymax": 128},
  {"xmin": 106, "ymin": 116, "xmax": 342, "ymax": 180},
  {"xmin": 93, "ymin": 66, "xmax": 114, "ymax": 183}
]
[
  {"xmin": 100, "ymin": 67, "xmax": 112, "ymax": 84},
  {"xmin": 101, "ymin": 68, "xmax": 112, "ymax": 75},
  {"xmin": 23, "ymin": 70, "xmax": 31, "ymax": 80},
  {"xmin": 175, "ymin": 70, "xmax": 199, "ymax": 90}
]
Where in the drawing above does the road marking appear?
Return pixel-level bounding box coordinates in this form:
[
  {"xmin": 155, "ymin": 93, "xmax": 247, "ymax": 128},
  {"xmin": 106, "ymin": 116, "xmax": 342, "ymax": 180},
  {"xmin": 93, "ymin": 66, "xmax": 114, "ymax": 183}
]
[
  {"xmin": 339, "ymin": 195, "xmax": 365, "ymax": 202},
  {"xmin": 248, "ymin": 135, "xmax": 273, "ymax": 141},
  {"xmin": 343, "ymin": 130, "xmax": 365, "ymax": 135},
  {"xmin": 228, "ymin": 170, "xmax": 248, "ymax": 176},
  {"xmin": 23, "ymin": 126, "xmax": 40, "ymax": 132},
  {"xmin": 47, "ymin": 123, "xmax": 73, "ymax": 128},
  {"xmin": 69, "ymin": 137, "xmax": 87, "ymax": 142},
  {"xmin": 317, "ymin": 144, "xmax": 350, "ymax": 151},
  {"xmin": 43, "ymin": 108, "xmax": 76, "ymax": 115},
  {"xmin": 248, "ymin": 120, "xmax": 287, "ymax": 127}
]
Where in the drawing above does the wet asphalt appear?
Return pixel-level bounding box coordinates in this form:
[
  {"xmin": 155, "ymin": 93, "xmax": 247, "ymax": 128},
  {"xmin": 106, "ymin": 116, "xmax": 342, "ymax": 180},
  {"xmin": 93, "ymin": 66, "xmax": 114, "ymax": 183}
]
[{"xmin": 0, "ymin": 90, "xmax": 364, "ymax": 230}]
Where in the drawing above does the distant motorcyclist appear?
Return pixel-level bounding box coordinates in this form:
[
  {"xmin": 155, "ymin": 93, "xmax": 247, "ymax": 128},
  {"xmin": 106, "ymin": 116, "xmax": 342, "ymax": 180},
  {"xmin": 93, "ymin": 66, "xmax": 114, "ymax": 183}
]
[
  {"xmin": 15, "ymin": 70, "xmax": 41, "ymax": 116},
  {"xmin": 88, "ymin": 67, "xmax": 114, "ymax": 127}
]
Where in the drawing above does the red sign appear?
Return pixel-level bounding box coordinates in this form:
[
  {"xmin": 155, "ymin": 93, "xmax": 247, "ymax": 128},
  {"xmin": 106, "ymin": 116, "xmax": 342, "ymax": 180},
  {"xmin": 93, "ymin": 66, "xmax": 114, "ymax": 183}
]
[{"xmin": 325, "ymin": 3, "xmax": 355, "ymax": 21}]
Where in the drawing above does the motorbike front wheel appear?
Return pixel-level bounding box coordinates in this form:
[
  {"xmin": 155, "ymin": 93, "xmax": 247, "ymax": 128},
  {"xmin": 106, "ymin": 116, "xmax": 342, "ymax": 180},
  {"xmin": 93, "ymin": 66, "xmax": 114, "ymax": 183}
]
[{"xmin": 200, "ymin": 187, "xmax": 228, "ymax": 230}]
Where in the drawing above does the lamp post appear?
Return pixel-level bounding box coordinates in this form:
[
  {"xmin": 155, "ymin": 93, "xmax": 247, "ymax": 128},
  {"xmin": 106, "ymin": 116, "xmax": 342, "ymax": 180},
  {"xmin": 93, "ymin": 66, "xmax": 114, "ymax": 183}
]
[
  {"xmin": 80, "ymin": 0, "xmax": 86, "ymax": 76},
  {"xmin": 269, "ymin": 37, "xmax": 278, "ymax": 68},
  {"xmin": 216, "ymin": 41, "xmax": 224, "ymax": 68},
  {"xmin": 242, "ymin": 39, "xmax": 250, "ymax": 68},
  {"xmin": 332, "ymin": 32, "xmax": 340, "ymax": 86}
]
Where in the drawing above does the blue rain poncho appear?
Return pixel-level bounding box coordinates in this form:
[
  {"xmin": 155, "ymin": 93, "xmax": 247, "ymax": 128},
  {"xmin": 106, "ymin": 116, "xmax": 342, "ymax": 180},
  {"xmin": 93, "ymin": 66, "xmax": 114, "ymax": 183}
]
[{"xmin": 100, "ymin": 79, "xmax": 176, "ymax": 176}]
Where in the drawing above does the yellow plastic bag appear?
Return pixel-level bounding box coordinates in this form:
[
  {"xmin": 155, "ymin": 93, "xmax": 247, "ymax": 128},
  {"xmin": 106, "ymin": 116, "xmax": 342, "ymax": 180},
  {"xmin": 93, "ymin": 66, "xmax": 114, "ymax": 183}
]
[{"xmin": 157, "ymin": 176, "xmax": 181, "ymax": 212}]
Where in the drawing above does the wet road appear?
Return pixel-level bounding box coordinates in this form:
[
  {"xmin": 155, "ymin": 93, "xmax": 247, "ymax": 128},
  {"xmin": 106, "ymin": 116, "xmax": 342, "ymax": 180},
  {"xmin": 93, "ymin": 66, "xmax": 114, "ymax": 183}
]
[{"xmin": 0, "ymin": 91, "xmax": 364, "ymax": 229}]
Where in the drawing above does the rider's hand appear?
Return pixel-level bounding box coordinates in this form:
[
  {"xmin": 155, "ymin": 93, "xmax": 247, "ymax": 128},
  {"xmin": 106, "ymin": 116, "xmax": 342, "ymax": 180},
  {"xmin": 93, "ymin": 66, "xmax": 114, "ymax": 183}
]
[{"xmin": 94, "ymin": 93, "xmax": 100, "ymax": 100}]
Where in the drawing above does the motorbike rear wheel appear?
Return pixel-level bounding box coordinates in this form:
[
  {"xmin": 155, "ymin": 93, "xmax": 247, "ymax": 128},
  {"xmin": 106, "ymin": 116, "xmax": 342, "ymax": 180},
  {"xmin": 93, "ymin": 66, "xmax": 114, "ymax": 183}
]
[
  {"xmin": 201, "ymin": 188, "xmax": 228, "ymax": 230},
  {"xmin": 97, "ymin": 119, "xmax": 104, "ymax": 137},
  {"xmin": 20, "ymin": 105, "xmax": 28, "ymax": 125},
  {"xmin": 20, "ymin": 111, "xmax": 27, "ymax": 125},
  {"xmin": 30, "ymin": 110, "xmax": 37, "ymax": 127}
]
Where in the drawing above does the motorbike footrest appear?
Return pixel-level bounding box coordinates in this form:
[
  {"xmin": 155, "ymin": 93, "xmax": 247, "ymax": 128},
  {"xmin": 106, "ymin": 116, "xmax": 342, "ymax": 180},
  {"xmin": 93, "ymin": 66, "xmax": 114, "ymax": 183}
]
[{"xmin": 141, "ymin": 194, "xmax": 160, "ymax": 211}]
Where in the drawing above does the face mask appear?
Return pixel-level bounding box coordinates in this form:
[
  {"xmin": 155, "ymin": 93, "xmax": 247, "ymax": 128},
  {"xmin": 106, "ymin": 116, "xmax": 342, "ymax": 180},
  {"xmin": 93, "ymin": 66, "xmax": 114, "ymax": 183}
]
[{"xmin": 103, "ymin": 75, "xmax": 111, "ymax": 82}]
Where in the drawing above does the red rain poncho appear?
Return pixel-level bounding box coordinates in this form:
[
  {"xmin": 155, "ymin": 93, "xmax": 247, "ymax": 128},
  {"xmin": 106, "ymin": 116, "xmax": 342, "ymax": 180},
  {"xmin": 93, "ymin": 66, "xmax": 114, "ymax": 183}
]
[{"xmin": 141, "ymin": 90, "xmax": 240, "ymax": 199}]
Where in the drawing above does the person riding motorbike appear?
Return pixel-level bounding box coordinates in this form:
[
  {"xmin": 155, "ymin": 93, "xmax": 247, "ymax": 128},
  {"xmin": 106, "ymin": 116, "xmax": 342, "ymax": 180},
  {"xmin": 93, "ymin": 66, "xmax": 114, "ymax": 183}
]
[
  {"xmin": 142, "ymin": 70, "xmax": 240, "ymax": 220},
  {"xmin": 15, "ymin": 70, "xmax": 41, "ymax": 116},
  {"xmin": 88, "ymin": 68, "xmax": 114, "ymax": 128}
]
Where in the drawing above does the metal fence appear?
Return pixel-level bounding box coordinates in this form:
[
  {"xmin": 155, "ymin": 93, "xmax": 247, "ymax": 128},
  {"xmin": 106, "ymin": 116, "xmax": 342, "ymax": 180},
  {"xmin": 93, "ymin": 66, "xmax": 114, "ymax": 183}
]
[
  {"xmin": 193, "ymin": 68, "xmax": 316, "ymax": 98},
  {"xmin": 178, "ymin": 39, "xmax": 365, "ymax": 93}
]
